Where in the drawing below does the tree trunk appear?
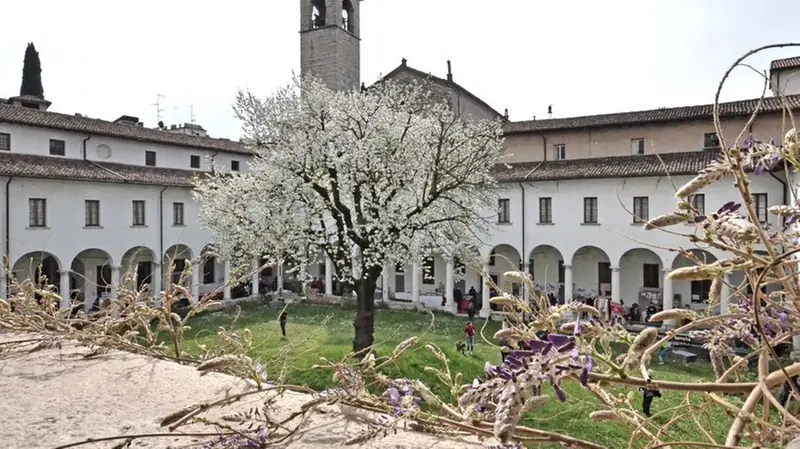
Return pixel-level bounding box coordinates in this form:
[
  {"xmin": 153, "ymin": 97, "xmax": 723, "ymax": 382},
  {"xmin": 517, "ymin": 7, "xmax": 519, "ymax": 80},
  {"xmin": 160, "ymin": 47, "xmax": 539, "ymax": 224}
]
[{"xmin": 352, "ymin": 273, "xmax": 379, "ymax": 355}]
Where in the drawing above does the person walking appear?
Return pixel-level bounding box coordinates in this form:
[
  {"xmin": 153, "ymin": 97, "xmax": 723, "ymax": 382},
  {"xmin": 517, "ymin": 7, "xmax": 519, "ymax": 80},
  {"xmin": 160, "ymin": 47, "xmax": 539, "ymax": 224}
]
[
  {"xmin": 465, "ymin": 321, "xmax": 476, "ymax": 355},
  {"xmin": 279, "ymin": 311, "xmax": 288, "ymax": 339}
]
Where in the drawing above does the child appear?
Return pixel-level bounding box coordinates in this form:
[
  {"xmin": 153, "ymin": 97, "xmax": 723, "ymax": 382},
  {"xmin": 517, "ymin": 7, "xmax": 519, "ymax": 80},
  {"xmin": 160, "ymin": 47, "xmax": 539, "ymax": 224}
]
[
  {"xmin": 465, "ymin": 321, "xmax": 475, "ymax": 355},
  {"xmin": 640, "ymin": 372, "xmax": 662, "ymax": 417},
  {"xmin": 279, "ymin": 311, "xmax": 288, "ymax": 339},
  {"xmin": 658, "ymin": 341, "xmax": 672, "ymax": 365}
]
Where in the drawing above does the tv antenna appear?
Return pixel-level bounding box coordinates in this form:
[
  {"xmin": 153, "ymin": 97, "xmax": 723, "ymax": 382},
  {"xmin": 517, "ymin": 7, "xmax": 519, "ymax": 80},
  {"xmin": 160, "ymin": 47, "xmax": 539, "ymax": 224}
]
[
  {"xmin": 151, "ymin": 94, "xmax": 166, "ymax": 124},
  {"xmin": 189, "ymin": 105, "xmax": 196, "ymax": 124}
]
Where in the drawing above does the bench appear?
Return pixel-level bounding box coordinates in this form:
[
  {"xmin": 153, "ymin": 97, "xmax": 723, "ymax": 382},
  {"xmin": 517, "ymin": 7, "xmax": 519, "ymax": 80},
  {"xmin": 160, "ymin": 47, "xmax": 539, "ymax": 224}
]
[{"xmin": 672, "ymin": 349, "xmax": 698, "ymax": 364}]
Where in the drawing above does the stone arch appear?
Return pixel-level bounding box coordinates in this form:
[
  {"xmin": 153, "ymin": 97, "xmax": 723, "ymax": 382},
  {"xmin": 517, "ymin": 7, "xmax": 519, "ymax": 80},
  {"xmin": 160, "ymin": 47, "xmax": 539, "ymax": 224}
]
[
  {"xmin": 486, "ymin": 244, "xmax": 522, "ymax": 298},
  {"xmin": 527, "ymin": 244, "xmax": 564, "ymax": 296},
  {"xmin": 618, "ymin": 248, "xmax": 664, "ymax": 309},
  {"xmin": 570, "ymin": 246, "xmax": 611, "ymax": 299},
  {"xmin": 70, "ymin": 248, "xmax": 114, "ymax": 312},
  {"xmin": 120, "ymin": 246, "xmax": 156, "ymax": 293},
  {"xmin": 670, "ymin": 248, "xmax": 717, "ymax": 309},
  {"xmin": 11, "ymin": 251, "xmax": 62, "ymax": 292}
]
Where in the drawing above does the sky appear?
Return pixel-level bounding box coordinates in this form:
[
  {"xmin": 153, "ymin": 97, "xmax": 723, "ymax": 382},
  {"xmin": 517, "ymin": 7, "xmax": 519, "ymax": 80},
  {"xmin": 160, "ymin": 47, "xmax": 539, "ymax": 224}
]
[{"xmin": 1, "ymin": 0, "xmax": 799, "ymax": 140}]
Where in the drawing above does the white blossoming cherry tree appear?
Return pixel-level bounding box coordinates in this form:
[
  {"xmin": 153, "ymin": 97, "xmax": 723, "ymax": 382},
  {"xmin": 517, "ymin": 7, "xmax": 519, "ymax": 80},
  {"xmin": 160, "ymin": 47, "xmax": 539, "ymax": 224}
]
[{"xmin": 194, "ymin": 77, "xmax": 506, "ymax": 353}]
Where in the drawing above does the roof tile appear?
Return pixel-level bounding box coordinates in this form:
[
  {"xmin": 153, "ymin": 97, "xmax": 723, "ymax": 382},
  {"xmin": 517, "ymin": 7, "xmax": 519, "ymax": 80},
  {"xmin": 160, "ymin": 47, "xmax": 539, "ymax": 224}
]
[
  {"xmin": 503, "ymin": 95, "xmax": 800, "ymax": 134},
  {"xmin": 0, "ymin": 103, "xmax": 249, "ymax": 155}
]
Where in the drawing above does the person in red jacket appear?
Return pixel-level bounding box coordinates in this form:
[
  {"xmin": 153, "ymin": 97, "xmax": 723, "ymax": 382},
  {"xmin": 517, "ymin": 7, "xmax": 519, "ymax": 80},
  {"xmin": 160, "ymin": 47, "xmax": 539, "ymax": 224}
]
[{"xmin": 465, "ymin": 321, "xmax": 476, "ymax": 355}]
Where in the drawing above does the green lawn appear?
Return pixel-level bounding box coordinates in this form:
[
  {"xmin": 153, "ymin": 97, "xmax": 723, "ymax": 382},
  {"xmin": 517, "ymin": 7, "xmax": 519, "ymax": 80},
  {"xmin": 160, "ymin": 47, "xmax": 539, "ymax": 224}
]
[{"xmin": 180, "ymin": 302, "xmax": 751, "ymax": 448}]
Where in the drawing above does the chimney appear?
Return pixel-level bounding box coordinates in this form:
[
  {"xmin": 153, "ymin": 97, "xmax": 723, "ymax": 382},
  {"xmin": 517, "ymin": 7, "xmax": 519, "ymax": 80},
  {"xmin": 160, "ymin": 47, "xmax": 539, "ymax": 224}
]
[{"xmin": 446, "ymin": 60, "xmax": 453, "ymax": 82}]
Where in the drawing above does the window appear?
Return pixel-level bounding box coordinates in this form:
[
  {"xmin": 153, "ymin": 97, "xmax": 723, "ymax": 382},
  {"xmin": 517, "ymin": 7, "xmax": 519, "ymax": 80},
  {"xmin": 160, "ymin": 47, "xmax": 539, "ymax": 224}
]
[
  {"xmin": 643, "ymin": 263, "xmax": 660, "ymax": 288},
  {"xmin": 145, "ymin": 150, "xmax": 157, "ymax": 167},
  {"xmin": 497, "ymin": 198, "xmax": 510, "ymax": 223},
  {"xmin": 0, "ymin": 133, "xmax": 9, "ymax": 151},
  {"xmin": 132, "ymin": 200, "xmax": 146, "ymax": 226},
  {"xmin": 753, "ymin": 193, "xmax": 768, "ymax": 224},
  {"xmin": 704, "ymin": 132, "xmax": 720, "ymax": 149},
  {"xmin": 49, "ymin": 139, "xmax": 65, "ymax": 156},
  {"xmin": 203, "ymin": 258, "xmax": 215, "ymax": 284},
  {"xmin": 422, "ymin": 256, "xmax": 435, "ymax": 285},
  {"xmin": 84, "ymin": 200, "xmax": 100, "ymax": 227},
  {"xmin": 539, "ymin": 197, "xmax": 552, "ymax": 223},
  {"xmin": 691, "ymin": 194, "xmax": 705, "ymax": 215},
  {"xmin": 231, "ymin": 160, "xmax": 240, "ymax": 171},
  {"xmin": 583, "ymin": 197, "xmax": 598, "ymax": 224},
  {"xmin": 633, "ymin": 196, "xmax": 649, "ymax": 223},
  {"xmin": 173, "ymin": 202, "xmax": 185, "ymax": 226},
  {"xmin": 631, "ymin": 138, "xmax": 645, "ymax": 155},
  {"xmin": 28, "ymin": 198, "xmax": 46, "ymax": 227},
  {"xmin": 190, "ymin": 155, "xmax": 201, "ymax": 169},
  {"xmin": 554, "ymin": 144, "xmax": 566, "ymax": 160}
]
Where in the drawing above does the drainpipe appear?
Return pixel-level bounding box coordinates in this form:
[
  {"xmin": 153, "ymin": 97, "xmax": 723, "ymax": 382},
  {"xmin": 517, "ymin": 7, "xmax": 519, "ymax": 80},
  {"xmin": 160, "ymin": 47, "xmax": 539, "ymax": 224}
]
[
  {"xmin": 159, "ymin": 187, "xmax": 168, "ymax": 264},
  {"xmin": 541, "ymin": 134, "xmax": 548, "ymax": 161},
  {"xmin": 5, "ymin": 177, "xmax": 12, "ymax": 291}
]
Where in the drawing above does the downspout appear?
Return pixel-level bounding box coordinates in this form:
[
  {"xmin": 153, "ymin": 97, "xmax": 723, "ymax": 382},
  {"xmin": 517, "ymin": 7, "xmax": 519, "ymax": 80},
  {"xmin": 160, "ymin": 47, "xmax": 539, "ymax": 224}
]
[
  {"xmin": 83, "ymin": 134, "xmax": 128, "ymax": 182},
  {"xmin": 159, "ymin": 187, "xmax": 168, "ymax": 265},
  {"xmin": 5, "ymin": 177, "xmax": 12, "ymax": 291}
]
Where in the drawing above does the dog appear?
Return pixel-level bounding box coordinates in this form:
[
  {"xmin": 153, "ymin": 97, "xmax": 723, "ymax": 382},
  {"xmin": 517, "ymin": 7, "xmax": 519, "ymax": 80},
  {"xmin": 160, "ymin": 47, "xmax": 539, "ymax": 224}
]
[{"xmin": 456, "ymin": 341, "xmax": 467, "ymax": 355}]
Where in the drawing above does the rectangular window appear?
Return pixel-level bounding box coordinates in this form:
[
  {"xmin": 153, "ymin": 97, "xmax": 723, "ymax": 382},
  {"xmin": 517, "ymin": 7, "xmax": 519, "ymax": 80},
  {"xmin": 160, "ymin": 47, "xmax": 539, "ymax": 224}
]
[
  {"xmin": 0, "ymin": 133, "xmax": 10, "ymax": 151},
  {"xmin": 691, "ymin": 194, "xmax": 705, "ymax": 215},
  {"xmin": 643, "ymin": 263, "xmax": 660, "ymax": 288},
  {"xmin": 554, "ymin": 144, "xmax": 566, "ymax": 160},
  {"xmin": 173, "ymin": 202, "xmax": 184, "ymax": 226},
  {"xmin": 753, "ymin": 193, "xmax": 768, "ymax": 224},
  {"xmin": 145, "ymin": 150, "xmax": 157, "ymax": 167},
  {"xmin": 231, "ymin": 160, "xmax": 240, "ymax": 171},
  {"xmin": 49, "ymin": 139, "xmax": 65, "ymax": 156},
  {"xmin": 497, "ymin": 198, "xmax": 510, "ymax": 223},
  {"xmin": 132, "ymin": 200, "xmax": 146, "ymax": 226},
  {"xmin": 583, "ymin": 197, "xmax": 598, "ymax": 224},
  {"xmin": 85, "ymin": 200, "xmax": 100, "ymax": 227},
  {"xmin": 190, "ymin": 155, "xmax": 201, "ymax": 169},
  {"xmin": 704, "ymin": 132, "xmax": 720, "ymax": 149},
  {"xmin": 539, "ymin": 197, "xmax": 552, "ymax": 223},
  {"xmin": 28, "ymin": 198, "xmax": 46, "ymax": 227},
  {"xmin": 631, "ymin": 138, "xmax": 645, "ymax": 155},
  {"xmin": 633, "ymin": 196, "xmax": 649, "ymax": 223},
  {"xmin": 422, "ymin": 256, "xmax": 435, "ymax": 285}
]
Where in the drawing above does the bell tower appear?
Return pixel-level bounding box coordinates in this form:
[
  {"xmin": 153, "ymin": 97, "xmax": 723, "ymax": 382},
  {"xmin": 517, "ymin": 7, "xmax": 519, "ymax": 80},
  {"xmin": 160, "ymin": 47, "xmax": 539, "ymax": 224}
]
[{"xmin": 300, "ymin": 0, "xmax": 361, "ymax": 92}]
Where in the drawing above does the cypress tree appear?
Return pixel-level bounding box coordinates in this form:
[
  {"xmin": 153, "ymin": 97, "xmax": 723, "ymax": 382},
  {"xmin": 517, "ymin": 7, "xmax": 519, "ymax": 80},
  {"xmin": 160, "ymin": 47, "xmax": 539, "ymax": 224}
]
[{"xmin": 19, "ymin": 43, "xmax": 44, "ymax": 99}]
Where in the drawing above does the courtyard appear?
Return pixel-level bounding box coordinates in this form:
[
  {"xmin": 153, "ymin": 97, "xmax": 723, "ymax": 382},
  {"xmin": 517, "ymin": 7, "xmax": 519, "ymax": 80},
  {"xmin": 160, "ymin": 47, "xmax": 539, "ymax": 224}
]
[{"xmin": 180, "ymin": 302, "xmax": 743, "ymax": 448}]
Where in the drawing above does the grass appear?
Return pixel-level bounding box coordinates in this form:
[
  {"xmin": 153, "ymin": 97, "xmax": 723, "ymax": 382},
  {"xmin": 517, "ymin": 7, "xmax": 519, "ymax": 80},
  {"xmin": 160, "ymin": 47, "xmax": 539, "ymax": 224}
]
[{"xmin": 181, "ymin": 302, "xmax": 753, "ymax": 448}]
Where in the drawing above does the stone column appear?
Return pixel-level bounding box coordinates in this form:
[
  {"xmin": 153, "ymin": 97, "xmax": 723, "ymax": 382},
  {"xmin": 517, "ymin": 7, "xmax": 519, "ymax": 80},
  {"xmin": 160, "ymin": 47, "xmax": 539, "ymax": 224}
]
[
  {"xmin": 481, "ymin": 262, "xmax": 491, "ymax": 318},
  {"xmin": 251, "ymin": 258, "xmax": 259, "ymax": 297},
  {"xmin": 325, "ymin": 256, "xmax": 333, "ymax": 296},
  {"xmin": 223, "ymin": 261, "xmax": 232, "ymax": 300},
  {"xmin": 191, "ymin": 261, "xmax": 200, "ymax": 303},
  {"xmin": 662, "ymin": 269, "xmax": 675, "ymax": 329},
  {"xmin": 277, "ymin": 262, "xmax": 284, "ymax": 294},
  {"xmin": 59, "ymin": 270, "xmax": 71, "ymax": 310},
  {"xmin": 411, "ymin": 261, "xmax": 420, "ymax": 306},
  {"xmin": 611, "ymin": 267, "xmax": 620, "ymax": 304},
  {"xmin": 381, "ymin": 259, "xmax": 390, "ymax": 302},
  {"xmin": 445, "ymin": 258, "xmax": 454, "ymax": 311},
  {"xmin": 720, "ymin": 272, "xmax": 732, "ymax": 315},
  {"xmin": 564, "ymin": 265, "xmax": 573, "ymax": 303}
]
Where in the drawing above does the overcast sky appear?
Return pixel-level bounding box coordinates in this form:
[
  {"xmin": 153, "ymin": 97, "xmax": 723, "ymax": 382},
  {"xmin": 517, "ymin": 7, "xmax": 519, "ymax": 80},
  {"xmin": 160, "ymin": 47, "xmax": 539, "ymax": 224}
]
[{"xmin": 0, "ymin": 0, "xmax": 798, "ymax": 140}]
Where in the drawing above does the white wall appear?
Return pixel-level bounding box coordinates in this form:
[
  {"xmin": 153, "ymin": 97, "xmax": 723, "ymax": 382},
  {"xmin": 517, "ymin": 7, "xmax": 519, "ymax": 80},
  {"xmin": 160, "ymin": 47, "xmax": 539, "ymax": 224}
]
[{"xmin": 0, "ymin": 123, "xmax": 248, "ymax": 174}]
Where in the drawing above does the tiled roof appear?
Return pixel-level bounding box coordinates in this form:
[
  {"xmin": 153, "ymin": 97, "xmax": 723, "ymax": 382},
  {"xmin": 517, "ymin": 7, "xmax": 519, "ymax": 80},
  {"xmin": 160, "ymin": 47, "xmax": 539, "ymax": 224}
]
[
  {"xmin": 380, "ymin": 63, "xmax": 506, "ymax": 120},
  {"xmin": 771, "ymin": 56, "xmax": 800, "ymax": 71},
  {"xmin": 493, "ymin": 150, "xmax": 721, "ymax": 182},
  {"xmin": 503, "ymin": 95, "xmax": 800, "ymax": 135},
  {"xmin": 0, "ymin": 103, "xmax": 250, "ymax": 155},
  {"xmin": 0, "ymin": 152, "xmax": 198, "ymax": 187}
]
